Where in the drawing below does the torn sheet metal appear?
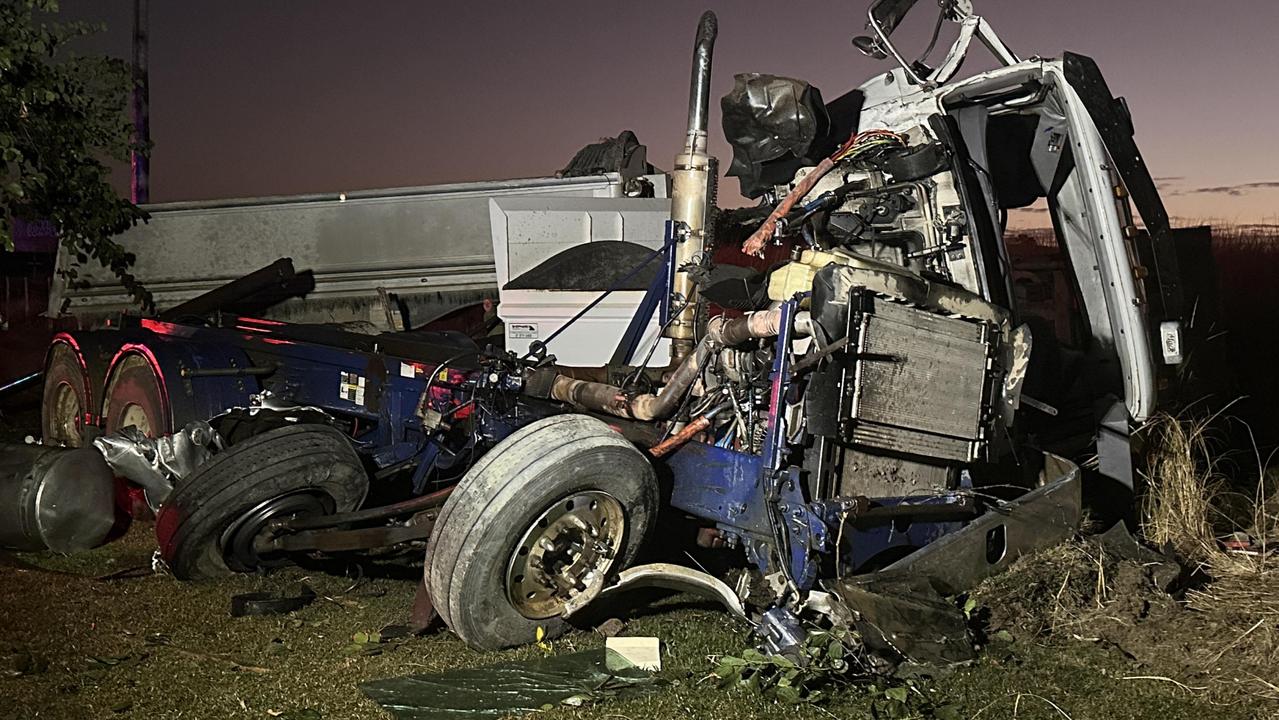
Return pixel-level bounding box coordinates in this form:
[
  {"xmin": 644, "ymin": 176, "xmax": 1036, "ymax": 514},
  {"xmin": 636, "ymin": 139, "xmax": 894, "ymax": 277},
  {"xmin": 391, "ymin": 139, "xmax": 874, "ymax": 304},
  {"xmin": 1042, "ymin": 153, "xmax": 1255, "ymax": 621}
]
[
  {"xmin": 881, "ymin": 453, "xmax": 1082, "ymax": 596},
  {"xmin": 93, "ymin": 421, "xmax": 223, "ymax": 509},
  {"xmin": 829, "ymin": 574, "xmax": 976, "ymax": 668},
  {"xmin": 563, "ymin": 562, "xmax": 748, "ymax": 621},
  {"xmin": 359, "ymin": 649, "xmax": 660, "ymax": 719}
]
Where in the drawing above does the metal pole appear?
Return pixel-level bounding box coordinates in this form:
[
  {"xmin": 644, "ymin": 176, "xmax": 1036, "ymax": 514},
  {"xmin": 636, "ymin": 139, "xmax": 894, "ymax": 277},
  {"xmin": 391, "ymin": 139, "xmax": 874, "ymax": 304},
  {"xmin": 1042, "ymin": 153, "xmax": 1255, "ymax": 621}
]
[{"xmin": 130, "ymin": 0, "xmax": 150, "ymax": 204}]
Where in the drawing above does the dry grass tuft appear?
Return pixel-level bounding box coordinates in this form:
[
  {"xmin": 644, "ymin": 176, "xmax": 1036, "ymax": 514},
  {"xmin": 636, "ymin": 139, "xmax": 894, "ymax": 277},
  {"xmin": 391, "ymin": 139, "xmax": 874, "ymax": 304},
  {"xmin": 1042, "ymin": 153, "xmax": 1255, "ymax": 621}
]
[
  {"xmin": 1186, "ymin": 567, "xmax": 1279, "ymax": 701},
  {"xmin": 1141, "ymin": 411, "xmax": 1279, "ymax": 700},
  {"xmin": 1140, "ymin": 414, "xmax": 1222, "ymax": 563}
]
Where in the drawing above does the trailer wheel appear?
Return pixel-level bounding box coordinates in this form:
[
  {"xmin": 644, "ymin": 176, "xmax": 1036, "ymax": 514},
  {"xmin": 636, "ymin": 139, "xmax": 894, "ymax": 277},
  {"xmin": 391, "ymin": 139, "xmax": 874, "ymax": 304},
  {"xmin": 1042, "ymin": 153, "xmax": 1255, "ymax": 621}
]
[
  {"xmin": 425, "ymin": 414, "xmax": 656, "ymax": 650},
  {"xmin": 41, "ymin": 343, "xmax": 90, "ymax": 447},
  {"xmin": 155, "ymin": 424, "xmax": 369, "ymax": 580},
  {"xmin": 102, "ymin": 353, "xmax": 170, "ymax": 438}
]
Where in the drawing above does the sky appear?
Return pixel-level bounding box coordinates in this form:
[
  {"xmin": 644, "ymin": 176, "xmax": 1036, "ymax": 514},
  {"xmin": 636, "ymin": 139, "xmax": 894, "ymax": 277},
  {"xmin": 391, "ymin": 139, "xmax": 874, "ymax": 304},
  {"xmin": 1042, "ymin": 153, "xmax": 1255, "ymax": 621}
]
[{"xmin": 60, "ymin": 0, "xmax": 1279, "ymax": 227}]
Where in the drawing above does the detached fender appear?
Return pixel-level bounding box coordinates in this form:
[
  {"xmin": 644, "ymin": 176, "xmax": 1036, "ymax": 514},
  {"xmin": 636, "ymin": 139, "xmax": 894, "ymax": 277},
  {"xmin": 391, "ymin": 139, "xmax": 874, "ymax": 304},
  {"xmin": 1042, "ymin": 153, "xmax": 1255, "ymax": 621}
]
[{"xmin": 563, "ymin": 562, "xmax": 748, "ymax": 622}]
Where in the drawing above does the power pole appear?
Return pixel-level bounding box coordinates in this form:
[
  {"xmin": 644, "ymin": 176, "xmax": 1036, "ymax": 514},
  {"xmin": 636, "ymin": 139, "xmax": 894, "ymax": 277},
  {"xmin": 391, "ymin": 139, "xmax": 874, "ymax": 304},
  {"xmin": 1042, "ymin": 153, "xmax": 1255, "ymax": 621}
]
[{"xmin": 130, "ymin": 0, "xmax": 150, "ymax": 204}]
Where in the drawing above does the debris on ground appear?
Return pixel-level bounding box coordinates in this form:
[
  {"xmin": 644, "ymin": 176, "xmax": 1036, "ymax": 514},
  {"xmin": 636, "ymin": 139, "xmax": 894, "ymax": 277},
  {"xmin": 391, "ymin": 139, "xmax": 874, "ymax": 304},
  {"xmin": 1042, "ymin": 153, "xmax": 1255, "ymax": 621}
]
[
  {"xmin": 594, "ymin": 618, "xmax": 626, "ymax": 638},
  {"xmin": 972, "ymin": 519, "xmax": 1279, "ymax": 705},
  {"xmin": 971, "ymin": 522, "xmax": 1185, "ymax": 640},
  {"xmin": 359, "ymin": 648, "xmax": 662, "ymax": 719},
  {"xmin": 831, "ymin": 573, "xmax": 978, "ymax": 669},
  {"xmin": 230, "ymin": 583, "xmax": 318, "ymax": 617},
  {"xmin": 604, "ymin": 636, "xmax": 661, "ymax": 671}
]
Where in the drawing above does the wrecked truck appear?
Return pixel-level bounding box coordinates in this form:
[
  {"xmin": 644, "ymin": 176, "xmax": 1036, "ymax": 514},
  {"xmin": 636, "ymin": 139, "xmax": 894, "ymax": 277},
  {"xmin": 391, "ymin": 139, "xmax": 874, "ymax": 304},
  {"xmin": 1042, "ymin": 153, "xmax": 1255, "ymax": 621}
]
[{"xmin": 8, "ymin": 0, "xmax": 1195, "ymax": 656}]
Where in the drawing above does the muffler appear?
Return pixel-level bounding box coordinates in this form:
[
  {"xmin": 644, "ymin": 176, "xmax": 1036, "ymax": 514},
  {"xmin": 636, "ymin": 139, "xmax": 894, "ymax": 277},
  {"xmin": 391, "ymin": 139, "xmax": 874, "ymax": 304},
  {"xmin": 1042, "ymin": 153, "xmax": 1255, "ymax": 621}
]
[
  {"xmin": 665, "ymin": 10, "xmax": 718, "ymax": 360},
  {"xmin": 0, "ymin": 444, "xmax": 117, "ymax": 553}
]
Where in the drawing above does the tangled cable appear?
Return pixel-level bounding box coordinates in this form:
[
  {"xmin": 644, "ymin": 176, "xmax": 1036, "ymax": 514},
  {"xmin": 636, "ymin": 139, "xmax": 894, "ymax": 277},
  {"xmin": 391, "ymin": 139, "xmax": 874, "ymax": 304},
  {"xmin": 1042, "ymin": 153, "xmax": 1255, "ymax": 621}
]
[{"xmin": 741, "ymin": 130, "xmax": 906, "ymax": 256}]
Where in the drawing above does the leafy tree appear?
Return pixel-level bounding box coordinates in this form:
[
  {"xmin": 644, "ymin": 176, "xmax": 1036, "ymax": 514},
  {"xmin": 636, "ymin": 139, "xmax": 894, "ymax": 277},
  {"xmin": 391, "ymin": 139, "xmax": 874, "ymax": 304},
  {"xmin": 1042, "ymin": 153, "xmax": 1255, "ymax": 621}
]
[{"xmin": 0, "ymin": 0, "xmax": 151, "ymax": 310}]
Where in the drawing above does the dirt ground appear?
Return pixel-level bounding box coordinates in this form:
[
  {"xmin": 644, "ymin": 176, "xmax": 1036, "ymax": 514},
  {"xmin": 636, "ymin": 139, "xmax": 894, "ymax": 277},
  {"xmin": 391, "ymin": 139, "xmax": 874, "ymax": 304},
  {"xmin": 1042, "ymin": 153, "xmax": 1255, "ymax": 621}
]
[{"xmin": 0, "ymin": 522, "xmax": 1272, "ymax": 720}]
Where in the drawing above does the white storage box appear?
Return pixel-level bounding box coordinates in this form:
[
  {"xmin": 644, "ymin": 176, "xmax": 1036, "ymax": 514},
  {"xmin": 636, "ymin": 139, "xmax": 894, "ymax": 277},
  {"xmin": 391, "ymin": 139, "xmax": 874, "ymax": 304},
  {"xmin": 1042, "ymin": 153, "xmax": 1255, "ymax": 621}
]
[{"xmin": 489, "ymin": 197, "xmax": 672, "ymax": 367}]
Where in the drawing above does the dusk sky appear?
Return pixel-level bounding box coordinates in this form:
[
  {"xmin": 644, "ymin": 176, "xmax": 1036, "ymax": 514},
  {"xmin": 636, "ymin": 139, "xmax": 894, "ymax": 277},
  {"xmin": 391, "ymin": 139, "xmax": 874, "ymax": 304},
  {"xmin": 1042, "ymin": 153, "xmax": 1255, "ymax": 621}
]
[{"xmin": 63, "ymin": 0, "xmax": 1279, "ymax": 227}]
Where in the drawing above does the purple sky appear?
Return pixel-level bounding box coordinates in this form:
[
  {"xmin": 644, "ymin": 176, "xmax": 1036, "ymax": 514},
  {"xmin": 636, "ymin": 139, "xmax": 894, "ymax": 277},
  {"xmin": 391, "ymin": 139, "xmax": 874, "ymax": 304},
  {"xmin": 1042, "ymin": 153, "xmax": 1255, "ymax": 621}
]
[{"xmin": 64, "ymin": 0, "xmax": 1279, "ymax": 226}]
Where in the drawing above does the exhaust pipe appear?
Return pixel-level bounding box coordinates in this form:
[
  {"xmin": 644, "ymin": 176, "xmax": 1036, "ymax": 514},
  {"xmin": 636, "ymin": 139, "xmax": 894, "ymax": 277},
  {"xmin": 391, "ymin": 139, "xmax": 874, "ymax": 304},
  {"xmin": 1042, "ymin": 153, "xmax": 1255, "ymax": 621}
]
[
  {"xmin": 665, "ymin": 10, "xmax": 718, "ymax": 361},
  {"xmin": 684, "ymin": 11, "xmax": 717, "ymax": 152},
  {"xmin": 549, "ymin": 310, "xmax": 794, "ymax": 423}
]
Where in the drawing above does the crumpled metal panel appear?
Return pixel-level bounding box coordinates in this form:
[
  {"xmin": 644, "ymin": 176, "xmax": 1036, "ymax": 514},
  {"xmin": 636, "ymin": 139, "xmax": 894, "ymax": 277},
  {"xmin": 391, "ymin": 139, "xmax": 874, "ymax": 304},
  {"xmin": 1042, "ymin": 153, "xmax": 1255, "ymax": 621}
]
[
  {"xmin": 881, "ymin": 453, "xmax": 1082, "ymax": 596},
  {"xmin": 93, "ymin": 421, "xmax": 223, "ymax": 509}
]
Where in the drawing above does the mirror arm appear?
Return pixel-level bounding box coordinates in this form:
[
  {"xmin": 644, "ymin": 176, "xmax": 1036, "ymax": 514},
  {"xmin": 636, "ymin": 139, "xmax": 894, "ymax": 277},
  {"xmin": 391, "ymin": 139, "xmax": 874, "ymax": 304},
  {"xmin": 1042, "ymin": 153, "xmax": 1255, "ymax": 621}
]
[
  {"xmin": 867, "ymin": 4, "xmax": 926, "ymax": 85},
  {"xmin": 974, "ymin": 15, "xmax": 1020, "ymax": 65}
]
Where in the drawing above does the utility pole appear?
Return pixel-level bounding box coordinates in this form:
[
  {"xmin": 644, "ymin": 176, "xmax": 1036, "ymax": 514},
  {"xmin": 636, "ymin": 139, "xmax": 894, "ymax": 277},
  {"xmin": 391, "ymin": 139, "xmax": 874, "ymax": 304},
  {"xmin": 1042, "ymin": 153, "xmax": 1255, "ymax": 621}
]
[{"xmin": 130, "ymin": 0, "xmax": 150, "ymax": 204}]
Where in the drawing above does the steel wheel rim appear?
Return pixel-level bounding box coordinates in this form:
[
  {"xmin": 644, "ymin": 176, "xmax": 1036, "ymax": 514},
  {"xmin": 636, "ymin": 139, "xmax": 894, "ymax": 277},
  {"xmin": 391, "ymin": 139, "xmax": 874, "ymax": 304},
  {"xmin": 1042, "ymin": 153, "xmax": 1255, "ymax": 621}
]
[
  {"xmin": 119, "ymin": 403, "xmax": 152, "ymax": 437},
  {"xmin": 505, "ymin": 491, "xmax": 625, "ymax": 620},
  {"xmin": 51, "ymin": 382, "xmax": 81, "ymax": 447},
  {"xmin": 219, "ymin": 491, "xmax": 333, "ymax": 572}
]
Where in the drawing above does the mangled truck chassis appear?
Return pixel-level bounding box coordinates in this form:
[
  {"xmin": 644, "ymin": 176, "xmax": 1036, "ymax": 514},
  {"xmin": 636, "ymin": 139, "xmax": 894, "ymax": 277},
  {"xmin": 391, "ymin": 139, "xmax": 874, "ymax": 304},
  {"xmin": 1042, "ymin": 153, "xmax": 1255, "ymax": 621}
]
[{"xmin": 6, "ymin": 0, "xmax": 1189, "ymax": 661}]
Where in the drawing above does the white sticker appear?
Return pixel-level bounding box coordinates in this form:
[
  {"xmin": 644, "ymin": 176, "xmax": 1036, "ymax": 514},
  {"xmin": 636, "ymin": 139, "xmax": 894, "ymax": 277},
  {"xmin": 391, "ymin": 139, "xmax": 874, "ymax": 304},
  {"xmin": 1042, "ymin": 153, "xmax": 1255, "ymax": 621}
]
[
  {"xmin": 400, "ymin": 362, "xmax": 416, "ymax": 378},
  {"xmin": 339, "ymin": 371, "xmax": 366, "ymax": 405},
  {"xmin": 1159, "ymin": 321, "xmax": 1184, "ymax": 365},
  {"xmin": 509, "ymin": 322, "xmax": 539, "ymax": 340}
]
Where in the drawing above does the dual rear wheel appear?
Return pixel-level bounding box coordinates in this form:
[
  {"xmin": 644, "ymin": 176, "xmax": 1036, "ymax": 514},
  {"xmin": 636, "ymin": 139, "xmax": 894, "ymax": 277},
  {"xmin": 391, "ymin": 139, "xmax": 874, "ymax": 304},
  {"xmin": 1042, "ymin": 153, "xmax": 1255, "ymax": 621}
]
[{"xmin": 41, "ymin": 347, "xmax": 169, "ymax": 446}]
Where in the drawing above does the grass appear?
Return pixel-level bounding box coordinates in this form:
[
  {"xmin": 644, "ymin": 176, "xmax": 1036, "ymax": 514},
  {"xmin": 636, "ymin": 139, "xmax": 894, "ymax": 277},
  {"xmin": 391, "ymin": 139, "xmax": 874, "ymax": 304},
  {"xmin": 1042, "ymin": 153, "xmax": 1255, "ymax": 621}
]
[
  {"xmin": 0, "ymin": 523, "xmax": 1265, "ymax": 720},
  {"xmin": 1141, "ymin": 413, "xmax": 1224, "ymax": 561}
]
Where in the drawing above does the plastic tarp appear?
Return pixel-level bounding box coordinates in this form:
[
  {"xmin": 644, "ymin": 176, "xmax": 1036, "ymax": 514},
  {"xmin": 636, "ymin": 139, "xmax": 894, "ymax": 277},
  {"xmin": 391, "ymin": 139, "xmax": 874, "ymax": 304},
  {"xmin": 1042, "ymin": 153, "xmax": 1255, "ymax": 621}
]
[{"xmin": 359, "ymin": 649, "xmax": 660, "ymax": 719}]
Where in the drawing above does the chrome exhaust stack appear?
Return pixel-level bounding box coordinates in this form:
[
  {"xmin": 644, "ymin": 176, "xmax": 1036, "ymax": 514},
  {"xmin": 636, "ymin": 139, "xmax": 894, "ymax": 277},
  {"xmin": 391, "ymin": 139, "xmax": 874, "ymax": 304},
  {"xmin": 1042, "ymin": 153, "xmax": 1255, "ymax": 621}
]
[{"xmin": 665, "ymin": 10, "xmax": 718, "ymax": 361}]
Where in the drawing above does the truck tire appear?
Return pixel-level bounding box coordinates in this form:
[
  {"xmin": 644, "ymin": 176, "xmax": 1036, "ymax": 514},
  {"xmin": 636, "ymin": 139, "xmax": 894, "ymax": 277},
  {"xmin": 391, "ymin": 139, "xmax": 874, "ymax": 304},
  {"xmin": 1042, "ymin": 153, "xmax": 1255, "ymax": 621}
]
[
  {"xmin": 426, "ymin": 414, "xmax": 657, "ymax": 650},
  {"xmin": 155, "ymin": 424, "xmax": 368, "ymax": 580},
  {"xmin": 102, "ymin": 354, "xmax": 170, "ymax": 438},
  {"xmin": 41, "ymin": 343, "xmax": 90, "ymax": 447}
]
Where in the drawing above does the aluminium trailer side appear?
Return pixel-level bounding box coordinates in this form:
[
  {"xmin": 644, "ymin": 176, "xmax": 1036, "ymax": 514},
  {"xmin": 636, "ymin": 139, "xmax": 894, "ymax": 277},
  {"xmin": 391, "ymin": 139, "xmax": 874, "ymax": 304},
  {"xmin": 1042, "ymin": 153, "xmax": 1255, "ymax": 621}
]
[{"xmin": 50, "ymin": 173, "xmax": 667, "ymax": 329}]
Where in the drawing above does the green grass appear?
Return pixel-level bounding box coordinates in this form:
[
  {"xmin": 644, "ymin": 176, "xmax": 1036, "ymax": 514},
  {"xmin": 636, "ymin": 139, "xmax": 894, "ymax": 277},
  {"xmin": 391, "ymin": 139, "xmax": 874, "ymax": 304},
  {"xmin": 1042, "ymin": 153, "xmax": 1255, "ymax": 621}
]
[{"xmin": 0, "ymin": 525, "xmax": 1260, "ymax": 720}]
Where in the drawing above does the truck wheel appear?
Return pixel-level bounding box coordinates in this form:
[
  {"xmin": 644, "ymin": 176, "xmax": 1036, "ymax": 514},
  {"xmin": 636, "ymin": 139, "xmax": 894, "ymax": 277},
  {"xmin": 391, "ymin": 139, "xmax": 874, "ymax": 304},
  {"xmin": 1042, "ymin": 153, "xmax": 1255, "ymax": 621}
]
[
  {"xmin": 155, "ymin": 424, "xmax": 368, "ymax": 580},
  {"xmin": 41, "ymin": 343, "xmax": 89, "ymax": 447},
  {"xmin": 426, "ymin": 414, "xmax": 657, "ymax": 650},
  {"xmin": 102, "ymin": 354, "xmax": 170, "ymax": 438}
]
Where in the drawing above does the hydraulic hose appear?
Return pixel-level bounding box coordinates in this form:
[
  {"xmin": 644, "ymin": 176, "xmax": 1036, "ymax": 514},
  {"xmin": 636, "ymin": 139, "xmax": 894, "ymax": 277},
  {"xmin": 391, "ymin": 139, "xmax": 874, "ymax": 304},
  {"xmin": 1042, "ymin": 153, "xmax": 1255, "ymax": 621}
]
[{"xmin": 649, "ymin": 400, "xmax": 733, "ymax": 458}]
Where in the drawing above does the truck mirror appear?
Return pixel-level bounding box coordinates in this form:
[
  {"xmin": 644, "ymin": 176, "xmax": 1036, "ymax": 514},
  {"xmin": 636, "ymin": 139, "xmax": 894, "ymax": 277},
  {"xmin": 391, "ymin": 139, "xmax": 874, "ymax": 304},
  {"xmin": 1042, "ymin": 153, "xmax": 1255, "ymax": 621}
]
[{"xmin": 852, "ymin": 35, "xmax": 889, "ymax": 59}]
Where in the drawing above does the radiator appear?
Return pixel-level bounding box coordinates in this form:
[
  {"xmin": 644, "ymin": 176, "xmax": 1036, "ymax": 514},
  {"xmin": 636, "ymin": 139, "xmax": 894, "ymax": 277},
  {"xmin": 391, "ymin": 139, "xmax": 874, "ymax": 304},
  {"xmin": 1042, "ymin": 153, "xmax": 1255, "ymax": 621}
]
[{"xmin": 839, "ymin": 297, "xmax": 995, "ymax": 464}]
